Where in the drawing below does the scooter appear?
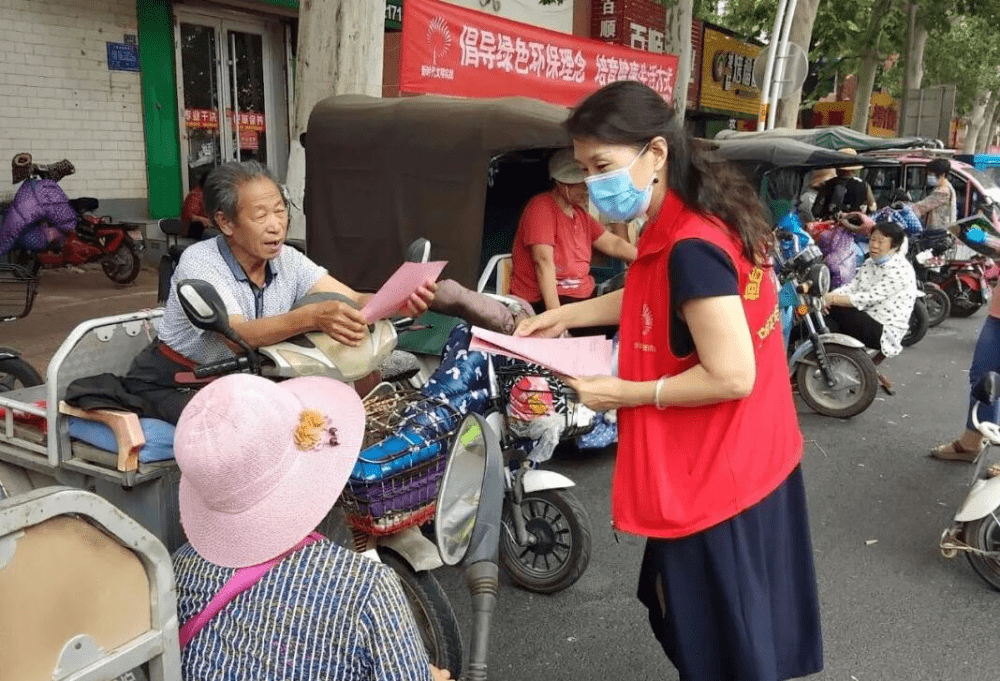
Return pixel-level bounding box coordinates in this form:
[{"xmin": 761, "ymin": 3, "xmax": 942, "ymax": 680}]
[
  {"xmin": 175, "ymin": 279, "xmax": 463, "ymax": 676},
  {"xmin": 777, "ymin": 231, "xmax": 879, "ymax": 419},
  {"xmin": 1, "ymin": 155, "xmax": 144, "ymax": 285},
  {"xmin": 0, "ymin": 263, "xmax": 43, "ymax": 391},
  {"xmin": 908, "ymin": 229, "xmax": 954, "ymax": 327},
  {"xmin": 939, "ymin": 371, "xmax": 1000, "ymax": 591}
]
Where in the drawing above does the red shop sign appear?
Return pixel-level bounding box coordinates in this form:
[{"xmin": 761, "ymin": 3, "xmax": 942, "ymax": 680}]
[{"xmin": 400, "ymin": 0, "xmax": 679, "ymax": 107}]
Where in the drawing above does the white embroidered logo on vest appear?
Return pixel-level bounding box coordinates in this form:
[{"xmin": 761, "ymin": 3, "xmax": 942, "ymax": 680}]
[{"xmin": 641, "ymin": 303, "xmax": 654, "ymax": 336}]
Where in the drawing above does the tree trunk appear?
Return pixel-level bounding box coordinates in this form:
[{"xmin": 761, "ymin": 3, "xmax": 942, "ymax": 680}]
[
  {"xmin": 898, "ymin": 2, "xmax": 928, "ymax": 130},
  {"xmin": 775, "ymin": 0, "xmax": 820, "ymax": 129},
  {"xmin": 964, "ymin": 88, "xmax": 990, "ymax": 153},
  {"xmin": 662, "ymin": 0, "xmax": 693, "ymax": 116},
  {"xmin": 850, "ymin": 49, "xmax": 880, "ymax": 132},
  {"xmin": 976, "ymin": 92, "xmax": 999, "ymax": 152},
  {"xmin": 286, "ymin": 0, "xmax": 384, "ymax": 240},
  {"xmin": 849, "ymin": 0, "xmax": 892, "ymax": 133}
]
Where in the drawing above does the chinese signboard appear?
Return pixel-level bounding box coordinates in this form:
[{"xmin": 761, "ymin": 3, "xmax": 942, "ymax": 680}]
[
  {"xmin": 184, "ymin": 109, "xmax": 266, "ymax": 133},
  {"xmin": 106, "ymin": 42, "xmax": 140, "ymax": 72},
  {"xmin": 812, "ymin": 95, "xmax": 900, "ymax": 137},
  {"xmin": 698, "ymin": 27, "xmax": 761, "ymax": 117},
  {"xmin": 591, "ymin": 0, "xmax": 667, "ymax": 54},
  {"xmin": 868, "ymin": 91, "xmax": 899, "ymax": 137},
  {"xmin": 401, "ymin": 0, "xmax": 679, "ymax": 106},
  {"xmin": 387, "ymin": 0, "xmax": 403, "ymax": 30}
]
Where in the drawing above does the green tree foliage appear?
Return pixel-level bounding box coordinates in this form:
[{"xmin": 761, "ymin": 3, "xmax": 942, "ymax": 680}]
[{"xmin": 922, "ymin": 14, "xmax": 1000, "ymax": 115}]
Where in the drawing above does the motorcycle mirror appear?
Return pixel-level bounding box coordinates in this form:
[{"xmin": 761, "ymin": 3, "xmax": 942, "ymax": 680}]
[
  {"xmin": 435, "ymin": 414, "xmax": 504, "ymax": 566},
  {"xmin": 177, "ymin": 279, "xmax": 232, "ymax": 335},
  {"xmin": 972, "ymin": 372, "xmax": 1000, "ymax": 405}
]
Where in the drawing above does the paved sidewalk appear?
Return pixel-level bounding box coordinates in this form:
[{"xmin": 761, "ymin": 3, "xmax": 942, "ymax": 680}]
[{"xmin": 3, "ymin": 266, "xmax": 159, "ymax": 375}]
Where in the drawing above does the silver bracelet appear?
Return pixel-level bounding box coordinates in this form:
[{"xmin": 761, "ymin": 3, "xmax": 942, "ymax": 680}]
[{"xmin": 654, "ymin": 376, "xmax": 667, "ymax": 410}]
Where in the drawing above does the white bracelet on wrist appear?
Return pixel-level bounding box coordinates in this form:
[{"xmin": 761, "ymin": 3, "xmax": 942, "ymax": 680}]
[{"xmin": 654, "ymin": 376, "xmax": 667, "ymax": 410}]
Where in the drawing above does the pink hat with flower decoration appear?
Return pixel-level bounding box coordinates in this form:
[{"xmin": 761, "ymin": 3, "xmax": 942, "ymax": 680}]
[{"xmin": 174, "ymin": 373, "xmax": 365, "ymax": 568}]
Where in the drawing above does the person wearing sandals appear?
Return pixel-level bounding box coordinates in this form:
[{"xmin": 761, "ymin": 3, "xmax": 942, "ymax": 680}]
[
  {"xmin": 820, "ymin": 220, "xmax": 919, "ymax": 394},
  {"xmin": 516, "ymin": 81, "xmax": 822, "ymax": 681},
  {"xmin": 171, "ymin": 373, "xmax": 450, "ymax": 681},
  {"xmin": 931, "ymin": 280, "xmax": 1000, "ymax": 461}
]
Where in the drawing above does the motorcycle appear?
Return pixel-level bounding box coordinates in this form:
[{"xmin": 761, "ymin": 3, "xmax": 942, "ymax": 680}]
[
  {"xmin": 0, "ymin": 263, "xmax": 43, "ymax": 391},
  {"xmin": 174, "ymin": 276, "xmax": 593, "ymax": 672},
  {"xmin": 0, "ymin": 155, "xmax": 144, "ymax": 285},
  {"xmin": 908, "ymin": 230, "xmax": 953, "ymax": 327},
  {"xmin": 939, "ymin": 371, "xmax": 1000, "ymax": 591},
  {"xmin": 776, "ymin": 232, "xmax": 879, "ymax": 419}
]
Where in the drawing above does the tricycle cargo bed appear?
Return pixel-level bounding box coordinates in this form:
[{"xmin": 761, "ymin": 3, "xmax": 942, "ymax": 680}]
[{"xmin": 0, "ymin": 310, "xmax": 186, "ymax": 551}]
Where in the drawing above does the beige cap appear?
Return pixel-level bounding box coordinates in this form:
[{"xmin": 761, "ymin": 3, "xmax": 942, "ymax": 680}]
[
  {"xmin": 549, "ymin": 148, "xmax": 585, "ymax": 184},
  {"xmin": 810, "ymin": 168, "xmax": 837, "ymax": 188},
  {"xmin": 838, "ymin": 147, "xmax": 863, "ymax": 171}
]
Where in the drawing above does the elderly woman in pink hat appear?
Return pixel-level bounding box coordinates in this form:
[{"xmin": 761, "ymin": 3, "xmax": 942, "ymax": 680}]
[{"xmin": 171, "ymin": 373, "xmax": 450, "ymax": 681}]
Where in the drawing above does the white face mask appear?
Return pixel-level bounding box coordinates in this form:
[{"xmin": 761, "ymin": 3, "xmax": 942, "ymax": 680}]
[{"xmin": 927, "ymin": 175, "xmax": 939, "ymax": 187}]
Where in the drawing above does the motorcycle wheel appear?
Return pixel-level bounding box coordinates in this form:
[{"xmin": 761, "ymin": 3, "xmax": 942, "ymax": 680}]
[
  {"xmin": 923, "ymin": 283, "xmax": 951, "ymax": 327},
  {"xmin": 962, "ymin": 514, "xmax": 1000, "ymax": 592},
  {"xmin": 945, "ymin": 279, "xmax": 984, "ymax": 318},
  {"xmin": 101, "ymin": 239, "xmax": 141, "ymax": 285},
  {"xmin": 901, "ymin": 298, "xmax": 929, "ymax": 347},
  {"xmin": 3, "ymin": 250, "xmax": 41, "ymax": 277},
  {"xmin": 377, "ymin": 548, "xmax": 463, "ymax": 678},
  {"xmin": 500, "ymin": 489, "xmax": 592, "ymax": 594},
  {"xmin": 0, "ymin": 357, "xmax": 43, "ymax": 392},
  {"xmin": 795, "ymin": 345, "xmax": 878, "ymax": 419}
]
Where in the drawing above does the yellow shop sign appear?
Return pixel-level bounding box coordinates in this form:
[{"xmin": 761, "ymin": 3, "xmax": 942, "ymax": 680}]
[{"xmin": 699, "ymin": 27, "xmax": 762, "ymax": 117}]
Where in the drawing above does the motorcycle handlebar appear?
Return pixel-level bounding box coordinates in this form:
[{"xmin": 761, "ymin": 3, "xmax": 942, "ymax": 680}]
[{"xmin": 193, "ymin": 355, "xmax": 252, "ymax": 379}]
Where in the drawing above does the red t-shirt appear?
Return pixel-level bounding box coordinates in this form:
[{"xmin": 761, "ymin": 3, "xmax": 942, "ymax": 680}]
[
  {"xmin": 510, "ymin": 192, "xmax": 606, "ymax": 303},
  {"xmin": 181, "ymin": 187, "xmax": 209, "ymax": 231}
]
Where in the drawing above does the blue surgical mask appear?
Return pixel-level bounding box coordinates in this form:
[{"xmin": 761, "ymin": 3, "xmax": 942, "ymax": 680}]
[
  {"xmin": 872, "ymin": 252, "xmax": 892, "ymax": 266},
  {"xmin": 585, "ymin": 145, "xmax": 655, "ymax": 222},
  {"xmin": 927, "ymin": 175, "xmax": 939, "ymax": 187}
]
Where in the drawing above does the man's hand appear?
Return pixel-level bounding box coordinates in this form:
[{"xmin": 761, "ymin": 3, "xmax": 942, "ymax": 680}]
[
  {"xmin": 429, "ymin": 665, "xmax": 452, "ymax": 681},
  {"xmin": 398, "ymin": 280, "xmax": 438, "ymax": 318},
  {"xmin": 311, "ymin": 300, "xmax": 368, "ymax": 347},
  {"xmin": 515, "ymin": 308, "xmax": 567, "ymax": 338}
]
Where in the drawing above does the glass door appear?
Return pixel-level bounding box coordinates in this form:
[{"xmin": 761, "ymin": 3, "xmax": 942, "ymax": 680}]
[{"xmin": 175, "ymin": 12, "xmax": 279, "ymax": 194}]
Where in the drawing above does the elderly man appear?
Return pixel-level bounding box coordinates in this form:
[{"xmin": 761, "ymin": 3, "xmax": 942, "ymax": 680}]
[
  {"xmin": 510, "ymin": 148, "xmax": 637, "ymax": 314},
  {"xmin": 69, "ymin": 161, "xmax": 434, "ymax": 423}
]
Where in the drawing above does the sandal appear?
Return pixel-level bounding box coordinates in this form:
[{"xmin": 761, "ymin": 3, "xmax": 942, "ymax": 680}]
[
  {"xmin": 930, "ymin": 440, "xmax": 982, "ymax": 463},
  {"xmin": 876, "ymin": 372, "xmax": 895, "ymax": 396}
]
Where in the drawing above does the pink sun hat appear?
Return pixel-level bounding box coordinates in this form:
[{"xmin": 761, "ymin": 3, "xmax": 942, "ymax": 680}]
[{"xmin": 174, "ymin": 373, "xmax": 365, "ymax": 568}]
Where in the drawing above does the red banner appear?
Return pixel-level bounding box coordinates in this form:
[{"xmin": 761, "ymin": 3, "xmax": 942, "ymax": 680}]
[{"xmin": 400, "ymin": 0, "xmax": 679, "ymax": 107}]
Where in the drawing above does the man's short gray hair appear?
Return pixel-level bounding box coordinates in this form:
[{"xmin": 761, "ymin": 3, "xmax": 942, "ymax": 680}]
[{"xmin": 203, "ymin": 161, "xmax": 281, "ymax": 222}]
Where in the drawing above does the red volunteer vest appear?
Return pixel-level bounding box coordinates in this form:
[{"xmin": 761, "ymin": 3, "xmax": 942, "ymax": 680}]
[{"xmin": 614, "ymin": 191, "xmax": 802, "ymax": 538}]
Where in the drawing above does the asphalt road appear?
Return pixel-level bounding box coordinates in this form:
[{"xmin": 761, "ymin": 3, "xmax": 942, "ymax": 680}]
[
  {"xmin": 435, "ymin": 311, "xmax": 1000, "ymax": 681},
  {"xmin": 5, "ymin": 268, "xmax": 998, "ymax": 680}
]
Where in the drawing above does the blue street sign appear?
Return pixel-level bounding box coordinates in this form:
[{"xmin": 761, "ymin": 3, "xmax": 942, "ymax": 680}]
[{"xmin": 106, "ymin": 42, "xmax": 141, "ymax": 72}]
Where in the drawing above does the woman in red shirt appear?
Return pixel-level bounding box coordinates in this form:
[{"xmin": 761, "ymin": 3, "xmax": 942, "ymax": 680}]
[
  {"xmin": 517, "ymin": 81, "xmax": 822, "ymax": 681},
  {"xmin": 510, "ymin": 148, "xmax": 636, "ymax": 313}
]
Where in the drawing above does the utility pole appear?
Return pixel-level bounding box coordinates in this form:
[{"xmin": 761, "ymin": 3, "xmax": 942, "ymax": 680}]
[{"xmin": 285, "ymin": 0, "xmax": 384, "ymax": 240}]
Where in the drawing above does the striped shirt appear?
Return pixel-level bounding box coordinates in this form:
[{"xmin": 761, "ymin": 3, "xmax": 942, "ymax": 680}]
[
  {"xmin": 159, "ymin": 237, "xmax": 326, "ymax": 364},
  {"xmin": 172, "ymin": 540, "xmax": 434, "ymax": 681}
]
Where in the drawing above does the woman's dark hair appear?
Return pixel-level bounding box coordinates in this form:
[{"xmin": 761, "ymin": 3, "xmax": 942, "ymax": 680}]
[
  {"xmin": 927, "ymin": 158, "xmax": 950, "ymax": 177},
  {"xmin": 566, "ymin": 81, "xmax": 772, "ymax": 263},
  {"xmin": 873, "ymin": 219, "xmax": 906, "ymax": 249},
  {"xmin": 203, "ymin": 161, "xmax": 281, "ymax": 221}
]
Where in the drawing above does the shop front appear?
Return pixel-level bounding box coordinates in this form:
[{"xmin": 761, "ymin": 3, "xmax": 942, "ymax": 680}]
[{"xmin": 689, "ymin": 23, "xmax": 762, "ymax": 138}]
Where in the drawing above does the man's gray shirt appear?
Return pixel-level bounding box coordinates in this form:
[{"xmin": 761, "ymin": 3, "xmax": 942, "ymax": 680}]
[{"xmin": 159, "ymin": 237, "xmax": 327, "ymax": 364}]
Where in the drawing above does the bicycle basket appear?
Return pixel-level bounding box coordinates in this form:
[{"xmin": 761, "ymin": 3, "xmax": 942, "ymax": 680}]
[
  {"xmin": 340, "ymin": 391, "xmax": 460, "ymax": 535},
  {"xmin": 0, "ymin": 264, "xmax": 38, "ymax": 321},
  {"xmin": 495, "ymin": 362, "xmax": 596, "ymax": 439}
]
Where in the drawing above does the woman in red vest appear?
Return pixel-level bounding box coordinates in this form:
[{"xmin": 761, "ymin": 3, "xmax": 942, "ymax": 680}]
[{"xmin": 517, "ymin": 81, "xmax": 822, "ymax": 681}]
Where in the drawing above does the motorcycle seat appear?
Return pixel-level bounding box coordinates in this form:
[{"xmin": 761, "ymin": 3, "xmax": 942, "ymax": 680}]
[{"xmin": 68, "ymin": 197, "xmax": 99, "ymax": 213}]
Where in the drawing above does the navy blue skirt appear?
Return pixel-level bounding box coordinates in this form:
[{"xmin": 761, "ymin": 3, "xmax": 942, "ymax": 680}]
[{"xmin": 637, "ymin": 466, "xmax": 823, "ymax": 681}]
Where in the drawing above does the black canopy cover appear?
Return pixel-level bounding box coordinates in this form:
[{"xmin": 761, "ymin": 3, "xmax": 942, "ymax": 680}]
[{"xmin": 304, "ymin": 94, "xmax": 571, "ymax": 291}]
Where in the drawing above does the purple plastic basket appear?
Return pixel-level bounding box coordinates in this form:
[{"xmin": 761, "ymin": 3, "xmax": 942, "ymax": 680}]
[{"xmin": 343, "ymin": 447, "xmax": 447, "ymax": 518}]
